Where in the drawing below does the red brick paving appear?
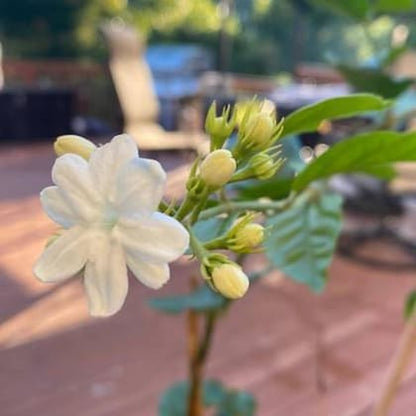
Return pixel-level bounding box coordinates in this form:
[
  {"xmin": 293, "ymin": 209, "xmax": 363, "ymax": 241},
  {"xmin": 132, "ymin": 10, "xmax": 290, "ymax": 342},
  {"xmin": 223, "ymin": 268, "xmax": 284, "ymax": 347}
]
[{"xmin": 1, "ymin": 142, "xmax": 416, "ymax": 416}]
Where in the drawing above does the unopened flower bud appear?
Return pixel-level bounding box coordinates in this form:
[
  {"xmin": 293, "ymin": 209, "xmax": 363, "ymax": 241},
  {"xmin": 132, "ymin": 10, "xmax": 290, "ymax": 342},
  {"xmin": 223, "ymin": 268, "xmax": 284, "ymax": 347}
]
[
  {"xmin": 244, "ymin": 113, "xmax": 275, "ymax": 146},
  {"xmin": 236, "ymin": 100, "xmax": 283, "ymax": 154},
  {"xmin": 205, "ymin": 102, "xmax": 236, "ymax": 148},
  {"xmin": 200, "ymin": 149, "xmax": 236, "ymax": 188},
  {"xmin": 250, "ymin": 153, "xmax": 276, "ymax": 180},
  {"xmin": 54, "ymin": 135, "xmax": 97, "ymax": 160},
  {"xmin": 234, "ymin": 223, "xmax": 264, "ymax": 250},
  {"xmin": 212, "ymin": 263, "xmax": 249, "ymax": 299}
]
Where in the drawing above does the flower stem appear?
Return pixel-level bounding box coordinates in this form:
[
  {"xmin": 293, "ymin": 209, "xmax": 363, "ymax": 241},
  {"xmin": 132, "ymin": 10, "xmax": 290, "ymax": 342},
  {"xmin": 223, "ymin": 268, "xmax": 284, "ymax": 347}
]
[
  {"xmin": 188, "ymin": 310, "xmax": 218, "ymax": 416},
  {"xmin": 198, "ymin": 198, "xmax": 293, "ymax": 220},
  {"xmin": 187, "ymin": 276, "xmax": 202, "ymax": 416},
  {"xmin": 190, "ymin": 190, "xmax": 210, "ymax": 225},
  {"xmin": 176, "ymin": 195, "xmax": 196, "ymax": 221},
  {"xmin": 204, "ymin": 236, "xmax": 227, "ymax": 250},
  {"xmin": 373, "ymin": 312, "xmax": 416, "ymax": 416}
]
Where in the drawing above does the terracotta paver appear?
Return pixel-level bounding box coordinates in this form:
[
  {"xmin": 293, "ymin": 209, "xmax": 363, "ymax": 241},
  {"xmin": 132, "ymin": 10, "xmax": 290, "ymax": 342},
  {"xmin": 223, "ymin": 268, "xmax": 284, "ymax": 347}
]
[{"xmin": 1, "ymin": 142, "xmax": 416, "ymax": 416}]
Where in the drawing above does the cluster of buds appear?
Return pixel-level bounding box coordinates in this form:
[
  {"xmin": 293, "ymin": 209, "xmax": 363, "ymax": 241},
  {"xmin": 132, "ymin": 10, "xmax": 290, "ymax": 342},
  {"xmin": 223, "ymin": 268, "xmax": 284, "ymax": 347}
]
[
  {"xmin": 184, "ymin": 98, "xmax": 286, "ymax": 302},
  {"xmin": 200, "ymin": 253, "xmax": 249, "ymax": 299},
  {"xmin": 199, "ymin": 99, "xmax": 285, "ymax": 191}
]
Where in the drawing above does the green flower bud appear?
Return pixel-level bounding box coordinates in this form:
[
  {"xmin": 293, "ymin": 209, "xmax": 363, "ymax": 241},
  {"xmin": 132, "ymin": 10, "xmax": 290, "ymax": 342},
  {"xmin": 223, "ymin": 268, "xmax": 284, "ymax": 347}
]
[
  {"xmin": 54, "ymin": 135, "xmax": 96, "ymax": 160},
  {"xmin": 244, "ymin": 113, "xmax": 275, "ymax": 146},
  {"xmin": 236, "ymin": 99, "xmax": 284, "ymax": 153},
  {"xmin": 205, "ymin": 101, "xmax": 236, "ymax": 149},
  {"xmin": 211, "ymin": 263, "xmax": 249, "ymax": 299},
  {"xmin": 200, "ymin": 149, "xmax": 236, "ymax": 188},
  {"xmin": 223, "ymin": 213, "xmax": 265, "ymax": 253},
  {"xmin": 250, "ymin": 153, "xmax": 276, "ymax": 180},
  {"xmin": 234, "ymin": 223, "xmax": 264, "ymax": 250}
]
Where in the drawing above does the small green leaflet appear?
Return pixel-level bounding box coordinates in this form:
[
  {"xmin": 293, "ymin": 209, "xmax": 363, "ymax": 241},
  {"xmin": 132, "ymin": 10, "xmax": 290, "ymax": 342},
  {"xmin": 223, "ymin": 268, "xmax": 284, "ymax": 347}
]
[
  {"xmin": 265, "ymin": 191, "xmax": 343, "ymax": 291},
  {"xmin": 159, "ymin": 380, "xmax": 256, "ymax": 416},
  {"xmin": 293, "ymin": 131, "xmax": 416, "ymax": 192},
  {"xmin": 282, "ymin": 94, "xmax": 390, "ymax": 137},
  {"xmin": 149, "ymin": 284, "xmax": 226, "ymax": 314}
]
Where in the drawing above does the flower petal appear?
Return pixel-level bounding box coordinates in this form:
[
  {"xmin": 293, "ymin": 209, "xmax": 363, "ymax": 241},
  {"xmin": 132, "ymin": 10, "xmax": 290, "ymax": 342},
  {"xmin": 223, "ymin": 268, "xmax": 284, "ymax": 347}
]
[
  {"xmin": 126, "ymin": 256, "xmax": 169, "ymax": 289},
  {"xmin": 116, "ymin": 212, "xmax": 189, "ymax": 263},
  {"xmin": 115, "ymin": 158, "xmax": 166, "ymax": 216},
  {"xmin": 33, "ymin": 226, "xmax": 89, "ymax": 282},
  {"xmin": 40, "ymin": 186, "xmax": 77, "ymax": 228},
  {"xmin": 84, "ymin": 234, "xmax": 128, "ymax": 317},
  {"xmin": 52, "ymin": 154, "xmax": 102, "ymax": 222},
  {"xmin": 89, "ymin": 134, "xmax": 138, "ymax": 200}
]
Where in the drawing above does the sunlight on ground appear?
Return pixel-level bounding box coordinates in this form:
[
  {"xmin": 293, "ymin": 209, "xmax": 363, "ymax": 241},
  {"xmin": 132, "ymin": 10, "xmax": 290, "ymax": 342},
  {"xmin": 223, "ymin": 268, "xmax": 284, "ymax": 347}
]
[{"xmin": 0, "ymin": 281, "xmax": 89, "ymax": 350}]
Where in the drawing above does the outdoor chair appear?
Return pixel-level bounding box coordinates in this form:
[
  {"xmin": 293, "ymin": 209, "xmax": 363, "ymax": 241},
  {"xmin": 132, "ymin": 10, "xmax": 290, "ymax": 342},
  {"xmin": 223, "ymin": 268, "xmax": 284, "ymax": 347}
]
[{"xmin": 100, "ymin": 21, "xmax": 208, "ymax": 154}]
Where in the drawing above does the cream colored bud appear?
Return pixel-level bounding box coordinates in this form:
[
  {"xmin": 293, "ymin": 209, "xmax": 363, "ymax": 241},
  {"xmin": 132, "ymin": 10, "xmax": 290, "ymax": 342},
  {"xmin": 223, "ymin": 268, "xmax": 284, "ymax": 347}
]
[
  {"xmin": 245, "ymin": 113, "xmax": 275, "ymax": 146},
  {"xmin": 234, "ymin": 223, "xmax": 264, "ymax": 249},
  {"xmin": 212, "ymin": 263, "xmax": 249, "ymax": 299},
  {"xmin": 200, "ymin": 149, "xmax": 236, "ymax": 188},
  {"xmin": 250, "ymin": 153, "xmax": 276, "ymax": 180},
  {"xmin": 54, "ymin": 135, "xmax": 97, "ymax": 160},
  {"xmin": 259, "ymin": 99, "xmax": 277, "ymax": 118}
]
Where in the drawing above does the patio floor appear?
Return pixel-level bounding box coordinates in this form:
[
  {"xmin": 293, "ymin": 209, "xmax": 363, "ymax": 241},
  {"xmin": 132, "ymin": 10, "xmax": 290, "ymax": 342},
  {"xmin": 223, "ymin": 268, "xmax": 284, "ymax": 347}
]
[{"xmin": 1, "ymin": 142, "xmax": 416, "ymax": 416}]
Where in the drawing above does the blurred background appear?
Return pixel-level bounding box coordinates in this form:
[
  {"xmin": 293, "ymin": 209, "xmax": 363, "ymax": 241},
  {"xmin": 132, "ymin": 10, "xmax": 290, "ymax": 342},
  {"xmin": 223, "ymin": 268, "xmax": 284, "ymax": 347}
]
[{"xmin": 3, "ymin": 1, "xmax": 416, "ymax": 415}]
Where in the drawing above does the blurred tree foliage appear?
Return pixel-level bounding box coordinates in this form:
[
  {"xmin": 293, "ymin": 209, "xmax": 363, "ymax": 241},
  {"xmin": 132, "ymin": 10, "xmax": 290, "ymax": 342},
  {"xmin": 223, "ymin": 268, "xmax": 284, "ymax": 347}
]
[{"xmin": 0, "ymin": 0, "xmax": 415, "ymax": 75}]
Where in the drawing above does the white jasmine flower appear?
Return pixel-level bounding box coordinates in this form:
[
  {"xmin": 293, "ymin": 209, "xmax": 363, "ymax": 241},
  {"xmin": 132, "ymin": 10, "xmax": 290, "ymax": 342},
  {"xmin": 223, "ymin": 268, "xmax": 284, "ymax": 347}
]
[{"xmin": 34, "ymin": 134, "xmax": 189, "ymax": 317}]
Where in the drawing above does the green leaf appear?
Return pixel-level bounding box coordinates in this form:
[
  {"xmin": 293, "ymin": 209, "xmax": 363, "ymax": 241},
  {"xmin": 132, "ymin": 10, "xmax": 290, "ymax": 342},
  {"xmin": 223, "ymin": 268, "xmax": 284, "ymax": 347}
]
[
  {"xmin": 337, "ymin": 66, "xmax": 413, "ymax": 99},
  {"xmin": 192, "ymin": 217, "xmax": 228, "ymax": 242},
  {"xmin": 404, "ymin": 290, "xmax": 416, "ymax": 320},
  {"xmin": 310, "ymin": 0, "xmax": 370, "ymax": 20},
  {"xmin": 159, "ymin": 380, "xmax": 255, "ymax": 416},
  {"xmin": 293, "ymin": 131, "xmax": 416, "ymax": 192},
  {"xmin": 216, "ymin": 391, "xmax": 257, "ymax": 416},
  {"xmin": 236, "ymin": 177, "xmax": 293, "ymax": 200},
  {"xmin": 159, "ymin": 382, "xmax": 188, "ymax": 416},
  {"xmin": 159, "ymin": 380, "xmax": 226, "ymax": 416},
  {"xmin": 374, "ymin": 0, "xmax": 416, "ymax": 13},
  {"xmin": 149, "ymin": 283, "xmax": 226, "ymax": 314},
  {"xmin": 282, "ymin": 94, "xmax": 390, "ymax": 137},
  {"xmin": 264, "ymin": 191, "xmax": 343, "ymax": 291}
]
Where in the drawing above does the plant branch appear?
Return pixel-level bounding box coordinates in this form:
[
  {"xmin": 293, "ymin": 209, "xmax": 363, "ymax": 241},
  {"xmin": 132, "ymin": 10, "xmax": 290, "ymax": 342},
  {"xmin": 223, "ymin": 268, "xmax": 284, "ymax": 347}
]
[
  {"xmin": 188, "ymin": 311, "xmax": 218, "ymax": 416},
  {"xmin": 198, "ymin": 198, "xmax": 293, "ymax": 220},
  {"xmin": 187, "ymin": 276, "xmax": 203, "ymax": 416}
]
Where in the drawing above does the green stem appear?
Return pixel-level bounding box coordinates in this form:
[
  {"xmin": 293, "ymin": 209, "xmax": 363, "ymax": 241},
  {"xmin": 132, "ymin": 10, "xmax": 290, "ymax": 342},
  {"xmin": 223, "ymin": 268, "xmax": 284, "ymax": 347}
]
[
  {"xmin": 198, "ymin": 198, "xmax": 293, "ymax": 220},
  {"xmin": 175, "ymin": 195, "xmax": 196, "ymax": 221},
  {"xmin": 188, "ymin": 228, "xmax": 209, "ymax": 261},
  {"xmin": 190, "ymin": 190, "xmax": 210, "ymax": 225},
  {"xmin": 204, "ymin": 237, "xmax": 227, "ymax": 250}
]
